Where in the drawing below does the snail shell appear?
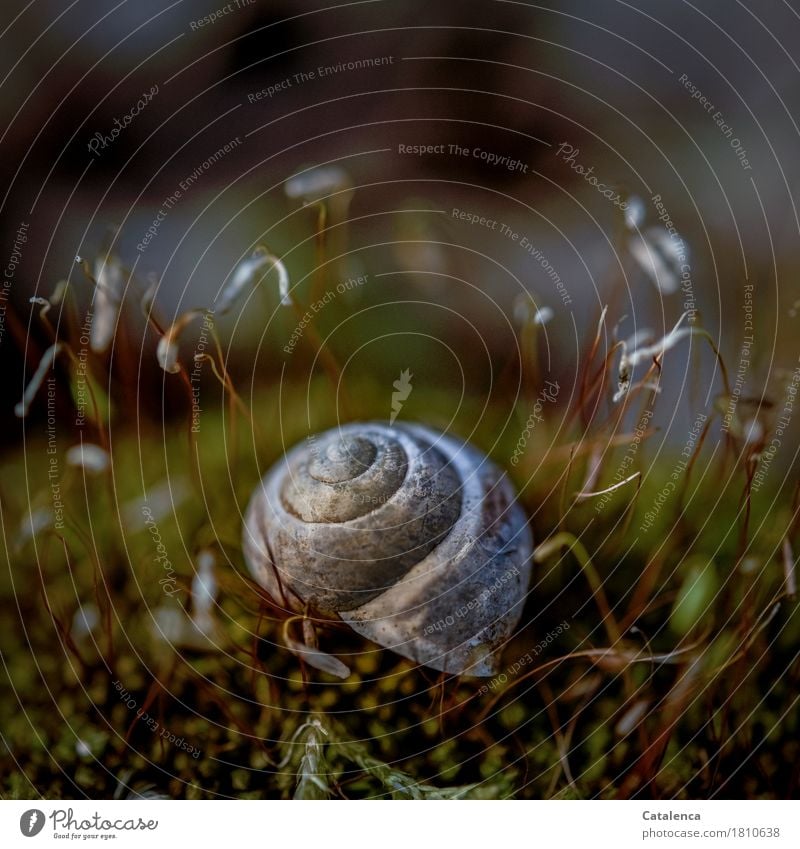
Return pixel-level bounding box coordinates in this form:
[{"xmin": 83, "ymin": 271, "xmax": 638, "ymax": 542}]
[{"xmin": 243, "ymin": 422, "xmax": 532, "ymax": 676}]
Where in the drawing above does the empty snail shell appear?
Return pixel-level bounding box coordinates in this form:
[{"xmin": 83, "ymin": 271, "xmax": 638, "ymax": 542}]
[{"xmin": 242, "ymin": 422, "xmax": 533, "ymax": 676}]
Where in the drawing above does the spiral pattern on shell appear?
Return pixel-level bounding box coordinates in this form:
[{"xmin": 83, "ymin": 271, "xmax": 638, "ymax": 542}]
[{"xmin": 243, "ymin": 422, "xmax": 533, "ymax": 676}]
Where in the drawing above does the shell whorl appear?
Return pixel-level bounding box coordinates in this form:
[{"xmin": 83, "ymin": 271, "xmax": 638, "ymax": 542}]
[{"xmin": 243, "ymin": 422, "xmax": 533, "ymax": 676}]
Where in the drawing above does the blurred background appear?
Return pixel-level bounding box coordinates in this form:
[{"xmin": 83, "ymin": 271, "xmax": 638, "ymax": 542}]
[
  {"xmin": 2, "ymin": 0, "xmax": 799, "ymax": 802},
  {"xmin": 1, "ymin": 0, "xmax": 798, "ymax": 444}
]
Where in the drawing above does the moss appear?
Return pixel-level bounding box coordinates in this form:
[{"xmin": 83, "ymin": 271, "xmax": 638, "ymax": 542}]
[{"xmin": 2, "ymin": 276, "xmax": 798, "ymax": 800}]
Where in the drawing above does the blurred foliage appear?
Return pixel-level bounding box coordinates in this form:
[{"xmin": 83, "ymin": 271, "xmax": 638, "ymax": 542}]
[
  {"xmin": 1, "ymin": 212, "xmax": 799, "ymax": 800},
  {"xmin": 1, "ymin": 333, "xmax": 798, "ymax": 798}
]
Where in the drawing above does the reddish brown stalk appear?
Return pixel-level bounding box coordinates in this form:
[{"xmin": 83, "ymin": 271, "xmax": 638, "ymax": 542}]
[
  {"xmin": 577, "ymin": 306, "xmax": 609, "ymax": 428},
  {"xmin": 539, "ymin": 681, "xmax": 577, "ymax": 793},
  {"xmin": 57, "ymin": 529, "xmax": 115, "ymax": 670},
  {"xmin": 558, "ymin": 446, "xmax": 576, "ymax": 533},
  {"xmin": 617, "ymin": 656, "xmax": 703, "ymax": 798},
  {"xmin": 476, "ymin": 636, "xmax": 709, "ymax": 723},
  {"xmin": 736, "ymin": 454, "xmax": 758, "ymax": 559},
  {"xmin": 621, "ymin": 552, "xmax": 666, "ymax": 632}
]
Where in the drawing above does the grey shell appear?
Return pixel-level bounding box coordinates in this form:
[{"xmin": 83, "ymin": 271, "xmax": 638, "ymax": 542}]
[{"xmin": 242, "ymin": 422, "xmax": 533, "ymax": 676}]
